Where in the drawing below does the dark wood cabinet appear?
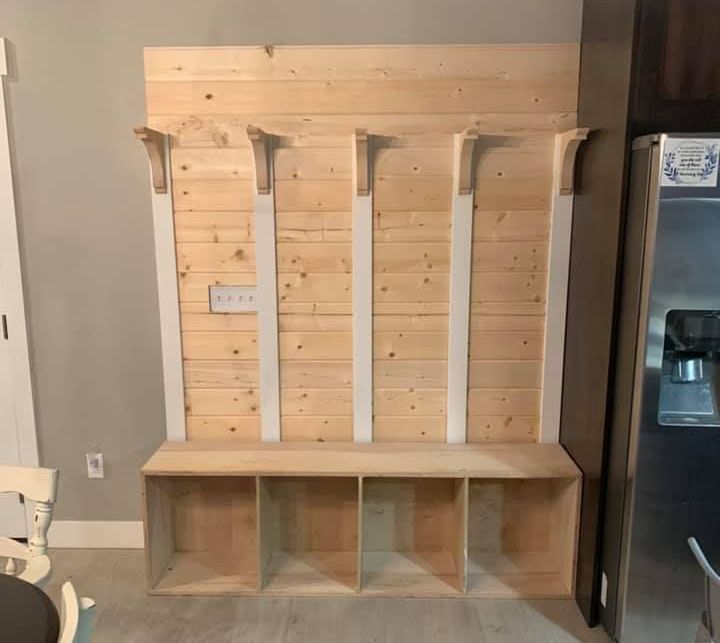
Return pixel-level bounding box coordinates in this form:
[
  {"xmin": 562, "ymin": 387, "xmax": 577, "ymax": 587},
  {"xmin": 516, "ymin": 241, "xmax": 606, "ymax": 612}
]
[{"xmin": 632, "ymin": 0, "xmax": 720, "ymax": 134}]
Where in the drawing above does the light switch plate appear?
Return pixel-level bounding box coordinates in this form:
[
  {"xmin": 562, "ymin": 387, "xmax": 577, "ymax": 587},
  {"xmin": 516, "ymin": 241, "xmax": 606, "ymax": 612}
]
[{"xmin": 209, "ymin": 285, "xmax": 258, "ymax": 312}]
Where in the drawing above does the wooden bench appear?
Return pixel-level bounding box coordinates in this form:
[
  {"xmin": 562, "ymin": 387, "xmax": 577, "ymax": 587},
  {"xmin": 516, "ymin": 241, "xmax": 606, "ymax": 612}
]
[{"xmin": 142, "ymin": 442, "xmax": 580, "ymax": 597}]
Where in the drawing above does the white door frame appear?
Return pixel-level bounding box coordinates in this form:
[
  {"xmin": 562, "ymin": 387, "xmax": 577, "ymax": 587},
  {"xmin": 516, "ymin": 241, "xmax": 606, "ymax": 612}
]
[{"xmin": 0, "ymin": 38, "xmax": 40, "ymax": 536}]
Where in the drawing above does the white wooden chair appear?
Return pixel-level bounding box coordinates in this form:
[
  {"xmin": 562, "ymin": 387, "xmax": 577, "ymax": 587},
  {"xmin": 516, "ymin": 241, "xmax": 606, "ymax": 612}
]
[
  {"xmin": 689, "ymin": 537, "xmax": 720, "ymax": 643},
  {"xmin": 0, "ymin": 464, "xmax": 58, "ymax": 587},
  {"xmin": 59, "ymin": 581, "xmax": 96, "ymax": 643}
]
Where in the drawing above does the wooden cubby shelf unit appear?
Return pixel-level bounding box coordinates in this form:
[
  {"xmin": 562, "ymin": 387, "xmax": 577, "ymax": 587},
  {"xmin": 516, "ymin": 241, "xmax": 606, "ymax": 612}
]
[{"xmin": 142, "ymin": 442, "xmax": 581, "ymax": 597}]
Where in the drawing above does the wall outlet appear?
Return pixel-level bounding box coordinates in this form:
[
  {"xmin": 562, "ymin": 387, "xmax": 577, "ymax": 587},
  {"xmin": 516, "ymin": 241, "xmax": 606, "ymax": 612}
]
[
  {"xmin": 86, "ymin": 452, "xmax": 104, "ymax": 479},
  {"xmin": 209, "ymin": 285, "xmax": 258, "ymax": 313},
  {"xmin": 600, "ymin": 571, "xmax": 608, "ymax": 607}
]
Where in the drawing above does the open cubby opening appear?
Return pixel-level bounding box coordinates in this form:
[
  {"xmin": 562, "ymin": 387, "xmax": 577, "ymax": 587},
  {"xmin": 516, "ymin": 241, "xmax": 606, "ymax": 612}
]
[
  {"xmin": 467, "ymin": 477, "xmax": 578, "ymax": 597},
  {"xmin": 258, "ymin": 476, "xmax": 359, "ymax": 594},
  {"xmin": 361, "ymin": 477, "xmax": 466, "ymax": 595},
  {"xmin": 144, "ymin": 475, "xmax": 259, "ymax": 595}
]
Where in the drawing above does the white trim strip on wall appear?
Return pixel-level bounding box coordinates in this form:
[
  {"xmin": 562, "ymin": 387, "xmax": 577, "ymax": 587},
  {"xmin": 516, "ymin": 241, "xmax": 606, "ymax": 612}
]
[
  {"xmin": 446, "ymin": 133, "xmax": 476, "ymax": 444},
  {"xmin": 254, "ymin": 140, "xmax": 281, "ymax": 442},
  {"xmin": 352, "ymin": 132, "xmax": 373, "ymax": 443},
  {"xmin": 539, "ymin": 129, "xmax": 587, "ymax": 443},
  {"xmin": 0, "ymin": 38, "xmax": 38, "ymax": 468},
  {"xmin": 0, "ymin": 37, "xmax": 40, "ymax": 538},
  {"xmin": 48, "ymin": 521, "xmax": 144, "ymax": 549},
  {"xmin": 150, "ymin": 135, "xmax": 186, "ymax": 441}
]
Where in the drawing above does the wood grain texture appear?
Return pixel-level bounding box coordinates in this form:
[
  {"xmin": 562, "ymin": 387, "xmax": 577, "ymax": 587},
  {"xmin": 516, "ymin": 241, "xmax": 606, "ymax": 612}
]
[
  {"xmin": 143, "ymin": 441, "xmax": 582, "ymax": 479},
  {"xmin": 146, "ymin": 45, "xmax": 577, "ymax": 445}
]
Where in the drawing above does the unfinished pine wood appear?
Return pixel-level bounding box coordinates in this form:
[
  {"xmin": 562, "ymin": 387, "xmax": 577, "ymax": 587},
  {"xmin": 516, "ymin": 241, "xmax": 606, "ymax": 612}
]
[
  {"xmin": 371, "ymin": 141, "xmax": 452, "ymax": 441},
  {"xmin": 145, "ymin": 45, "xmax": 579, "ymax": 445},
  {"xmin": 141, "ymin": 442, "xmax": 580, "ymax": 596},
  {"xmin": 466, "ymin": 477, "xmax": 579, "ymax": 597},
  {"xmin": 466, "ymin": 136, "xmax": 552, "ymax": 443},
  {"xmin": 144, "ymin": 45, "xmax": 580, "ymax": 82},
  {"xmin": 258, "ymin": 477, "xmax": 358, "ymax": 594},
  {"xmin": 361, "ymin": 478, "xmax": 466, "ymax": 595},
  {"xmin": 143, "ymin": 442, "xmax": 581, "ymax": 479},
  {"xmin": 144, "ymin": 476, "xmax": 259, "ymax": 595}
]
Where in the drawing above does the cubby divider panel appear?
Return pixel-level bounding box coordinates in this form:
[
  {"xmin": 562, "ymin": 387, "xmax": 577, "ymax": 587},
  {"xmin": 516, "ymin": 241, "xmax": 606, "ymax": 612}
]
[
  {"xmin": 361, "ymin": 477, "xmax": 467, "ymax": 595},
  {"xmin": 144, "ymin": 475, "xmax": 259, "ymax": 595},
  {"xmin": 258, "ymin": 476, "xmax": 359, "ymax": 594},
  {"xmin": 467, "ymin": 477, "xmax": 579, "ymax": 597}
]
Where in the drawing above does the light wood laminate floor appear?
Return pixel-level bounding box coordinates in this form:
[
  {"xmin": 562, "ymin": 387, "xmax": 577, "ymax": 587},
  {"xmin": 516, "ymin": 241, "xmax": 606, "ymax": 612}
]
[{"xmin": 44, "ymin": 550, "xmax": 610, "ymax": 643}]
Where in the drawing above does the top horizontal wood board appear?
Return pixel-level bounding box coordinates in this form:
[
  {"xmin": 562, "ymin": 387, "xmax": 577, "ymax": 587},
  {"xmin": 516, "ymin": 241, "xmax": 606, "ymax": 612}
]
[{"xmin": 142, "ymin": 441, "xmax": 581, "ymax": 479}]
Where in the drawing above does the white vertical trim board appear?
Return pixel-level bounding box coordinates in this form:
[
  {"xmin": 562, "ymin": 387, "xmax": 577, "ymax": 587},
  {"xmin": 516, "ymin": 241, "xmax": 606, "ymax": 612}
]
[
  {"xmin": 0, "ymin": 38, "xmax": 38, "ymax": 468},
  {"xmin": 539, "ymin": 129, "xmax": 587, "ymax": 443},
  {"xmin": 0, "ymin": 38, "xmax": 39, "ymax": 538},
  {"xmin": 254, "ymin": 138, "xmax": 281, "ymax": 442},
  {"xmin": 446, "ymin": 133, "xmax": 476, "ymax": 444},
  {"xmin": 48, "ymin": 521, "xmax": 144, "ymax": 549},
  {"xmin": 149, "ymin": 135, "xmax": 186, "ymax": 441},
  {"xmin": 352, "ymin": 132, "xmax": 373, "ymax": 443}
]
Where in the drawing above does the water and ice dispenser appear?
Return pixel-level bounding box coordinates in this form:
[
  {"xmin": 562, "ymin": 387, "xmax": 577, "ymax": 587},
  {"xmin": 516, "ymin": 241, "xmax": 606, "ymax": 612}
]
[{"xmin": 659, "ymin": 310, "xmax": 720, "ymax": 426}]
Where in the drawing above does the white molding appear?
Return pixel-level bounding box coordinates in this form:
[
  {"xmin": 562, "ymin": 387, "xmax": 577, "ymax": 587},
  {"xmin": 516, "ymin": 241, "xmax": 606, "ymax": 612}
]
[
  {"xmin": 352, "ymin": 132, "xmax": 373, "ymax": 443},
  {"xmin": 539, "ymin": 130, "xmax": 586, "ymax": 443},
  {"xmin": 48, "ymin": 521, "xmax": 144, "ymax": 549},
  {"xmin": 253, "ymin": 138, "xmax": 281, "ymax": 442},
  {"xmin": 0, "ymin": 38, "xmax": 39, "ymax": 536},
  {"xmin": 446, "ymin": 132, "xmax": 477, "ymax": 444},
  {"xmin": 148, "ymin": 135, "xmax": 186, "ymax": 441},
  {"xmin": 0, "ymin": 38, "xmax": 39, "ymax": 470}
]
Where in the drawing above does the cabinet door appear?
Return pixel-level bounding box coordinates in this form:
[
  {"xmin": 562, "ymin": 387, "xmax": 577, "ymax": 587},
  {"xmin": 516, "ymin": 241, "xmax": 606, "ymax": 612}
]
[{"xmin": 632, "ymin": 0, "xmax": 720, "ymax": 133}]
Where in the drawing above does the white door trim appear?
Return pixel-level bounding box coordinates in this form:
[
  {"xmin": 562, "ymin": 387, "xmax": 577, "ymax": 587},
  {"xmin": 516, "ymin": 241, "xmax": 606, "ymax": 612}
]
[
  {"xmin": 0, "ymin": 38, "xmax": 39, "ymax": 537},
  {"xmin": 0, "ymin": 39, "xmax": 39, "ymax": 467}
]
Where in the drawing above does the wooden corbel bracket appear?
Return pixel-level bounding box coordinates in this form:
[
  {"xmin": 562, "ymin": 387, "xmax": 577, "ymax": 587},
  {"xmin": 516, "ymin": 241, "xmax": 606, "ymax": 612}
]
[
  {"xmin": 456, "ymin": 128, "xmax": 480, "ymax": 195},
  {"xmin": 353, "ymin": 129, "xmax": 370, "ymax": 197},
  {"xmin": 247, "ymin": 125, "xmax": 272, "ymax": 195},
  {"xmin": 133, "ymin": 126, "xmax": 167, "ymax": 194},
  {"xmin": 557, "ymin": 128, "xmax": 590, "ymax": 195}
]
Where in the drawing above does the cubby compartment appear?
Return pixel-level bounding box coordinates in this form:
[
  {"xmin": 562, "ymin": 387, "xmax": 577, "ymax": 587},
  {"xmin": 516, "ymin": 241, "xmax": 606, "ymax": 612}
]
[
  {"xmin": 258, "ymin": 476, "xmax": 359, "ymax": 594},
  {"xmin": 144, "ymin": 475, "xmax": 259, "ymax": 595},
  {"xmin": 467, "ymin": 477, "xmax": 579, "ymax": 597},
  {"xmin": 361, "ymin": 477, "xmax": 466, "ymax": 595}
]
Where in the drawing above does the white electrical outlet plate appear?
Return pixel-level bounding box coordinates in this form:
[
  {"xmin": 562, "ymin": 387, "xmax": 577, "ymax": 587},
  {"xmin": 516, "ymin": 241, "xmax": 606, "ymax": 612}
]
[
  {"xmin": 209, "ymin": 285, "xmax": 258, "ymax": 312},
  {"xmin": 600, "ymin": 571, "xmax": 608, "ymax": 607},
  {"xmin": 86, "ymin": 452, "xmax": 104, "ymax": 479}
]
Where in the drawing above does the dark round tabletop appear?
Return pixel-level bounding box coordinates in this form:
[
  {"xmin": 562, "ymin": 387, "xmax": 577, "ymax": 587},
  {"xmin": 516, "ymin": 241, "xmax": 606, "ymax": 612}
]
[{"xmin": 0, "ymin": 573, "xmax": 60, "ymax": 643}]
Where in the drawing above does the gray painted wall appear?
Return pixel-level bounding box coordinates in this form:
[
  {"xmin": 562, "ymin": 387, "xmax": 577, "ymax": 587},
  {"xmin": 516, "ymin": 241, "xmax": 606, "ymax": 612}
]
[{"xmin": 0, "ymin": 0, "xmax": 582, "ymax": 521}]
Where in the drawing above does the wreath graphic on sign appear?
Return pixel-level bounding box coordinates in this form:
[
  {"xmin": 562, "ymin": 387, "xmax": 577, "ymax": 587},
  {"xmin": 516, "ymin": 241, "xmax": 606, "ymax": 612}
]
[{"xmin": 663, "ymin": 143, "xmax": 719, "ymax": 185}]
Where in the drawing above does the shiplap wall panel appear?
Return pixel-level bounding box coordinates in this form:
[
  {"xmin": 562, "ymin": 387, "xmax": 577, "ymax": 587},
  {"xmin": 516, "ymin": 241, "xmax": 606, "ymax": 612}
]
[
  {"xmin": 372, "ymin": 140, "xmax": 452, "ymax": 442},
  {"xmin": 467, "ymin": 137, "xmax": 554, "ymax": 443},
  {"xmin": 144, "ymin": 45, "xmax": 579, "ymax": 443}
]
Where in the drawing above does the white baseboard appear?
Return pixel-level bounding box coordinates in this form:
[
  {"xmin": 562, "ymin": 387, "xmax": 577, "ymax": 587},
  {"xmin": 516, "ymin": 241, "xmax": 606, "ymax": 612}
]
[{"xmin": 48, "ymin": 520, "xmax": 144, "ymax": 549}]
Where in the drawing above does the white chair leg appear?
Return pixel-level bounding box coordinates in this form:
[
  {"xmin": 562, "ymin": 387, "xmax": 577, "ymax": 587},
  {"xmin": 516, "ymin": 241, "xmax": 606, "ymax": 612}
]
[{"xmin": 4, "ymin": 556, "xmax": 17, "ymax": 575}]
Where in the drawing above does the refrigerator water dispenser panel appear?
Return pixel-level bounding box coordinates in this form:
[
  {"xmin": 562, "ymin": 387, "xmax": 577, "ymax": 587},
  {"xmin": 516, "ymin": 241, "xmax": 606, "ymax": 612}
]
[{"xmin": 659, "ymin": 310, "xmax": 720, "ymax": 426}]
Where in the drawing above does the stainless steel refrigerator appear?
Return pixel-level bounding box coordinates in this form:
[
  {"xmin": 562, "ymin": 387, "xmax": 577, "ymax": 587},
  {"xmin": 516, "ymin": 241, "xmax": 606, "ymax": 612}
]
[{"xmin": 605, "ymin": 133, "xmax": 720, "ymax": 641}]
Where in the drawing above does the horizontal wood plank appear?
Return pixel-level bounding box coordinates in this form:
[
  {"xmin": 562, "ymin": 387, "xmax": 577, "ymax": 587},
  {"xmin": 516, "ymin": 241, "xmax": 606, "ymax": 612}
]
[
  {"xmin": 467, "ymin": 388, "xmax": 540, "ymax": 416},
  {"xmin": 145, "ymin": 45, "xmax": 580, "ymax": 82},
  {"xmin": 466, "ymin": 416, "xmax": 538, "ymax": 443},
  {"xmin": 146, "ymin": 78, "xmax": 578, "ymax": 115},
  {"xmin": 143, "ymin": 440, "xmax": 582, "ymax": 478}
]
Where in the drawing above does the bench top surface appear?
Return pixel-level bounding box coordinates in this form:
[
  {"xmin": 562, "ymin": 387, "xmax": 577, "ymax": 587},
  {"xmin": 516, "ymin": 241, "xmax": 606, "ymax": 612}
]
[{"xmin": 142, "ymin": 441, "xmax": 581, "ymax": 479}]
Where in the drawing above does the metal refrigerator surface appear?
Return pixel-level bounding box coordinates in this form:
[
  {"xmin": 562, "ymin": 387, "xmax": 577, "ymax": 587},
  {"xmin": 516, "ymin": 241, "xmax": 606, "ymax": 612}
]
[{"xmin": 618, "ymin": 133, "xmax": 720, "ymax": 642}]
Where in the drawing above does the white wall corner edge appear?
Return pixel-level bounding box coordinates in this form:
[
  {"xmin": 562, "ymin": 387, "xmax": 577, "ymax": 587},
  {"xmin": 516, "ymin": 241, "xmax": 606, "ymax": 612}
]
[{"xmin": 48, "ymin": 520, "xmax": 144, "ymax": 549}]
